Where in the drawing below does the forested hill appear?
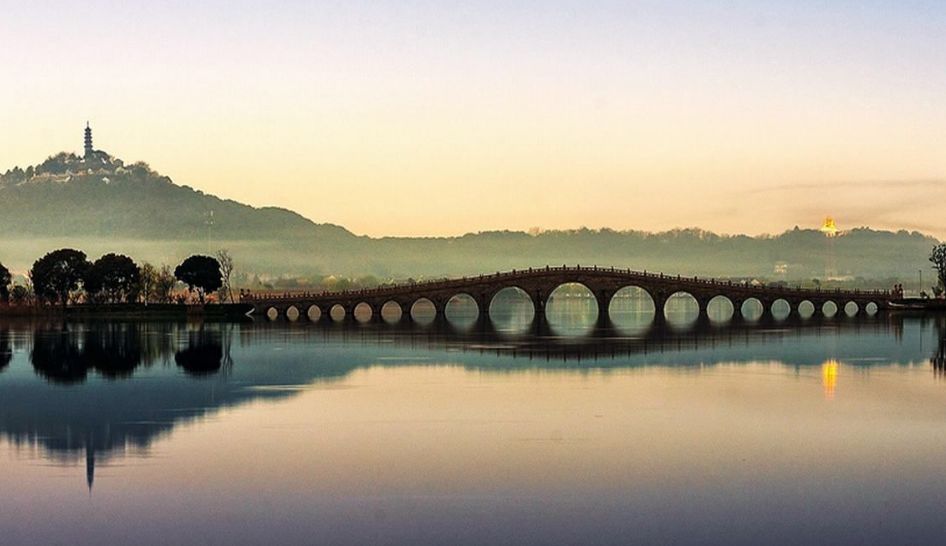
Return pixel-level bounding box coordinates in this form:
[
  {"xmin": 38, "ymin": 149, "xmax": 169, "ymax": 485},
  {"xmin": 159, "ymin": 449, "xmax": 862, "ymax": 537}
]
[
  {"xmin": 0, "ymin": 151, "xmax": 354, "ymax": 241},
  {"xmin": 0, "ymin": 151, "xmax": 939, "ymax": 282}
]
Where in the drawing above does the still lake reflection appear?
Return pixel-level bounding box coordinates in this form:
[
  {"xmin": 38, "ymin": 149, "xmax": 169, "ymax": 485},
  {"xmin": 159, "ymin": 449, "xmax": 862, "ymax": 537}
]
[{"xmin": 1, "ymin": 312, "xmax": 946, "ymax": 545}]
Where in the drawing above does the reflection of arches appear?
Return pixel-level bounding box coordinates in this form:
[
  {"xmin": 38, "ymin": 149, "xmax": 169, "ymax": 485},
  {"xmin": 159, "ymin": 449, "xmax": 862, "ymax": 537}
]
[
  {"xmin": 822, "ymin": 301, "xmax": 838, "ymax": 318},
  {"xmin": 865, "ymin": 302, "xmax": 878, "ymax": 315},
  {"xmin": 706, "ymin": 295, "xmax": 734, "ymax": 322},
  {"xmin": 843, "ymin": 301, "xmax": 859, "ymax": 317},
  {"xmin": 266, "ymin": 307, "xmax": 279, "ymax": 321},
  {"xmin": 798, "ymin": 300, "xmax": 815, "ymax": 319},
  {"xmin": 285, "ymin": 305, "xmax": 300, "ymax": 322},
  {"xmin": 306, "ymin": 305, "xmax": 321, "ymax": 322}
]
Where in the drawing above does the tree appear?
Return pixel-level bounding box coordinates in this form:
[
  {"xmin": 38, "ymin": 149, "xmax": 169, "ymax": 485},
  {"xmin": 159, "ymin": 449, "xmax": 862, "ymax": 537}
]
[
  {"xmin": 0, "ymin": 262, "xmax": 10, "ymax": 303},
  {"xmin": 155, "ymin": 265, "xmax": 177, "ymax": 303},
  {"xmin": 931, "ymin": 244, "xmax": 946, "ymax": 296},
  {"xmin": 216, "ymin": 249, "xmax": 234, "ymax": 303},
  {"xmin": 174, "ymin": 255, "xmax": 222, "ymax": 303},
  {"xmin": 138, "ymin": 262, "xmax": 158, "ymax": 303},
  {"xmin": 31, "ymin": 249, "xmax": 91, "ymax": 307},
  {"xmin": 10, "ymin": 285, "xmax": 32, "ymax": 305},
  {"xmin": 84, "ymin": 254, "xmax": 141, "ymax": 303}
]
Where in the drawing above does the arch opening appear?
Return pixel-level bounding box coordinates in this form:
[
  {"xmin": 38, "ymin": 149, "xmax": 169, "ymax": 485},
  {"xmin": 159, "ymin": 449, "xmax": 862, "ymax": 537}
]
[
  {"xmin": 664, "ymin": 291, "xmax": 699, "ymax": 328},
  {"xmin": 771, "ymin": 299, "xmax": 791, "ymax": 321},
  {"xmin": 865, "ymin": 302, "xmax": 879, "ymax": 315},
  {"xmin": 410, "ymin": 298, "xmax": 437, "ymax": 325},
  {"xmin": 546, "ymin": 283, "xmax": 598, "ymax": 336},
  {"xmin": 488, "ymin": 287, "xmax": 535, "ymax": 335},
  {"xmin": 353, "ymin": 302, "xmax": 373, "ymax": 323},
  {"xmin": 843, "ymin": 301, "xmax": 859, "ymax": 317},
  {"xmin": 740, "ymin": 298, "xmax": 764, "ymax": 321},
  {"xmin": 285, "ymin": 305, "xmax": 300, "ymax": 322},
  {"xmin": 306, "ymin": 305, "xmax": 322, "ymax": 322},
  {"xmin": 265, "ymin": 307, "xmax": 279, "ymax": 321},
  {"xmin": 798, "ymin": 300, "xmax": 815, "ymax": 319},
  {"xmin": 445, "ymin": 293, "xmax": 479, "ymax": 329},
  {"xmin": 822, "ymin": 301, "xmax": 838, "ymax": 318},
  {"xmin": 609, "ymin": 286, "xmax": 656, "ymax": 334},
  {"xmin": 381, "ymin": 301, "xmax": 403, "ymax": 324},
  {"xmin": 329, "ymin": 304, "xmax": 346, "ymax": 322},
  {"xmin": 706, "ymin": 295, "xmax": 734, "ymax": 323}
]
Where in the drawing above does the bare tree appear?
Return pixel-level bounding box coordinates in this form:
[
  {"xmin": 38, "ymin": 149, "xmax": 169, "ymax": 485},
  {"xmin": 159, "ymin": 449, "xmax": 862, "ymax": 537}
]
[
  {"xmin": 216, "ymin": 249, "xmax": 235, "ymax": 303},
  {"xmin": 930, "ymin": 244, "xmax": 946, "ymax": 295}
]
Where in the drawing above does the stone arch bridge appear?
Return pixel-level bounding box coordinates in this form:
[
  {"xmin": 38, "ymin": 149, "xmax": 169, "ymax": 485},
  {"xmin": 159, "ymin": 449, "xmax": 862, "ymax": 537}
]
[{"xmin": 243, "ymin": 265, "xmax": 891, "ymax": 323}]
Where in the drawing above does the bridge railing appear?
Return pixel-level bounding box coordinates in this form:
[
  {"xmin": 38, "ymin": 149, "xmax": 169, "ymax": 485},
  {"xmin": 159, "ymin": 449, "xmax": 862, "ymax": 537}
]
[{"xmin": 241, "ymin": 265, "xmax": 890, "ymax": 303}]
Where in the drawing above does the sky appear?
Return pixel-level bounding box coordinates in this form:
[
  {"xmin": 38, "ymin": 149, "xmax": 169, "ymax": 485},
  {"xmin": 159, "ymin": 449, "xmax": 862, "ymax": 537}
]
[{"xmin": 1, "ymin": 0, "xmax": 944, "ymax": 238}]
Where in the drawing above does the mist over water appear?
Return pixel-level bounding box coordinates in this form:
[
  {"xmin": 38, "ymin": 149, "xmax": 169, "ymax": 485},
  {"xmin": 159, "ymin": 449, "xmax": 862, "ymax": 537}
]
[{"xmin": 1, "ymin": 312, "xmax": 945, "ymax": 546}]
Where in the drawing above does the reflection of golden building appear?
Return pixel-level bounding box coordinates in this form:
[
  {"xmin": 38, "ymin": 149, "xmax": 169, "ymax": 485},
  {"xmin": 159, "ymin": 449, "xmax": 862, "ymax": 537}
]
[{"xmin": 821, "ymin": 360, "xmax": 839, "ymax": 399}]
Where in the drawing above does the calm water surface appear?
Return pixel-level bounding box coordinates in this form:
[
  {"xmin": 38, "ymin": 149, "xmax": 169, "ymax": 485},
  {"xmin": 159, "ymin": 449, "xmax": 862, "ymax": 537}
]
[{"xmin": 1, "ymin": 310, "xmax": 945, "ymax": 545}]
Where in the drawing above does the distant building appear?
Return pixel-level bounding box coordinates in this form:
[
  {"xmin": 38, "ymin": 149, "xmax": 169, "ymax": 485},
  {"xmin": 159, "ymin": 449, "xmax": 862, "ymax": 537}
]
[{"xmin": 84, "ymin": 122, "xmax": 94, "ymax": 158}]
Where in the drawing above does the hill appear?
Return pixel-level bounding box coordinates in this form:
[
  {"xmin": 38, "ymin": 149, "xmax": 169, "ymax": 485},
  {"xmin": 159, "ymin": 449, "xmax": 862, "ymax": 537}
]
[{"xmin": 0, "ymin": 149, "xmax": 939, "ymax": 285}]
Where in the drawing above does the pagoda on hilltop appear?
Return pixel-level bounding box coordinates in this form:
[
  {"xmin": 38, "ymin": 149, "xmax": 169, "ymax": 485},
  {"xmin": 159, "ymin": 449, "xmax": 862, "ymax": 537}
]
[{"xmin": 84, "ymin": 122, "xmax": 94, "ymax": 158}]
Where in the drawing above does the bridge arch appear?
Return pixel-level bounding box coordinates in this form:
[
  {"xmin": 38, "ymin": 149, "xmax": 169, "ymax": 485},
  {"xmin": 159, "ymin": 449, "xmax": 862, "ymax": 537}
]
[
  {"xmin": 410, "ymin": 297, "xmax": 438, "ymax": 324},
  {"xmin": 306, "ymin": 304, "xmax": 322, "ymax": 322},
  {"xmin": 706, "ymin": 295, "xmax": 735, "ymax": 322},
  {"xmin": 329, "ymin": 304, "xmax": 346, "ymax": 322},
  {"xmin": 488, "ymin": 286, "xmax": 535, "ymax": 334},
  {"xmin": 797, "ymin": 300, "xmax": 815, "ymax": 319},
  {"xmin": 739, "ymin": 297, "xmax": 765, "ymax": 321},
  {"xmin": 771, "ymin": 298, "xmax": 792, "ymax": 321},
  {"xmin": 865, "ymin": 302, "xmax": 879, "ymax": 315},
  {"xmin": 265, "ymin": 307, "xmax": 279, "ymax": 321},
  {"xmin": 609, "ymin": 285, "xmax": 656, "ymax": 333},
  {"xmin": 353, "ymin": 302, "xmax": 374, "ymax": 323},
  {"xmin": 822, "ymin": 301, "xmax": 839, "ymax": 318},
  {"xmin": 380, "ymin": 300, "xmax": 403, "ymax": 323},
  {"xmin": 285, "ymin": 305, "xmax": 301, "ymax": 322},
  {"xmin": 664, "ymin": 291, "xmax": 699, "ymax": 327},
  {"xmin": 546, "ymin": 282, "xmax": 599, "ymax": 333},
  {"xmin": 444, "ymin": 293, "xmax": 480, "ymax": 326},
  {"xmin": 843, "ymin": 301, "xmax": 859, "ymax": 317}
]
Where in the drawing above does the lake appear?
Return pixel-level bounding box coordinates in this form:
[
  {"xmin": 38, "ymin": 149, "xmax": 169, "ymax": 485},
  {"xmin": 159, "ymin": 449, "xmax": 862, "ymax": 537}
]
[{"xmin": 1, "ymin": 310, "xmax": 945, "ymax": 545}]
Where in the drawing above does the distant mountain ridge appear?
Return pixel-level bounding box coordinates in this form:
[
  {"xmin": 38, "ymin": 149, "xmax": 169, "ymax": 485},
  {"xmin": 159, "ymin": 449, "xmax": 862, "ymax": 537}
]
[{"xmin": 0, "ymin": 148, "xmax": 939, "ymax": 282}]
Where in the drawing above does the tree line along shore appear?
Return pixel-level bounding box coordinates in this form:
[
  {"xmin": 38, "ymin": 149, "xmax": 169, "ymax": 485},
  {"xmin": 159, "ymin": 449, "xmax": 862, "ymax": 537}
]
[{"xmin": 0, "ymin": 248, "xmax": 237, "ymax": 313}]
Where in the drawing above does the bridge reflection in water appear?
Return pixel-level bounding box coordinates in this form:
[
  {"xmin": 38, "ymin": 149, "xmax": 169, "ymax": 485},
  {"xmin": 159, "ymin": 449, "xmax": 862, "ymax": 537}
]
[
  {"xmin": 0, "ymin": 313, "xmax": 940, "ymax": 492},
  {"xmin": 244, "ymin": 265, "xmax": 889, "ymax": 324}
]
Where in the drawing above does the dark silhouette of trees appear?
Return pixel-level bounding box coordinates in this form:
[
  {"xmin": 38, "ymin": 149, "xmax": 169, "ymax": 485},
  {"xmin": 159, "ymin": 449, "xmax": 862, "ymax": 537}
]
[
  {"xmin": 31, "ymin": 249, "xmax": 91, "ymax": 307},
  {"xmin": 930, "ymin": 244, "xmax": 946, "ymax": 295},
  {"xmin": 84, "ymin": 253, "xmax": 141, "ymax": 303},
  {"xmin": 174, "ymin": 255, "xmax": 222, "ymax": 303},
  {"xmin": 0, "ymin": 262, "xmax": 10, "ymax": 303}
]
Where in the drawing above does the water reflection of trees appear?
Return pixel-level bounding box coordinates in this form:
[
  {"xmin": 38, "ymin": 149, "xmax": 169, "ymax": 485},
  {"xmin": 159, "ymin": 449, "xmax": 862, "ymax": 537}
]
[
  {"xmin": 30, "ymin": 323, "xmax": 226, "ymax": 383},
  {"xmin": 0, "ymin": 329, "xmax": 11, "ymax": 372},
  {"xmin": 932, "ymin": 315, "xmax": 946, "ymax": 378}
]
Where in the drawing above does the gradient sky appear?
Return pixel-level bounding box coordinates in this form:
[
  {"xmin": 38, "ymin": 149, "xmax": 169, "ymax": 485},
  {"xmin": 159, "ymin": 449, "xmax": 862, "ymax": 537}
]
[{"xmin": 1, "ymin": 1, "xmax": 944, "ymax": 237}]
